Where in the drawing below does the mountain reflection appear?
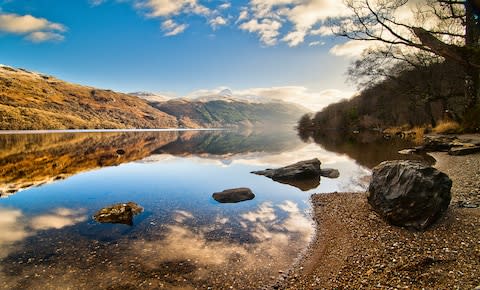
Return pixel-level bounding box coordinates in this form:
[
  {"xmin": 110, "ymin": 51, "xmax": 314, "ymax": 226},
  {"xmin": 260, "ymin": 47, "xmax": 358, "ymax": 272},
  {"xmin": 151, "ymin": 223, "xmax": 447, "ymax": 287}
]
[{"xmin": 0, "ymin": 130, "xmax": 303, "ymax": 197}]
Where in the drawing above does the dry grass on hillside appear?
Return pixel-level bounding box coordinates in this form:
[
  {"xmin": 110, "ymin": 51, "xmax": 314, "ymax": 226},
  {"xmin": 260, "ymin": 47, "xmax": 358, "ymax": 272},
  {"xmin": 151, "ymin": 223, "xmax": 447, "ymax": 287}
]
[{"xmin": 0, "ymin": 66, "xmax": 178, "ymax": 130}]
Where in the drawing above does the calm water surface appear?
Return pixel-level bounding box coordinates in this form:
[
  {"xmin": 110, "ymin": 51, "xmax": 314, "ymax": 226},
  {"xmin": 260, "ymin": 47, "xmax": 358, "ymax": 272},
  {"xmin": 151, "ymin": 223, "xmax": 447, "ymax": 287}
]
[{"xmin": 0, "ymin": 129, "xmax": 421, "ymax": 289}]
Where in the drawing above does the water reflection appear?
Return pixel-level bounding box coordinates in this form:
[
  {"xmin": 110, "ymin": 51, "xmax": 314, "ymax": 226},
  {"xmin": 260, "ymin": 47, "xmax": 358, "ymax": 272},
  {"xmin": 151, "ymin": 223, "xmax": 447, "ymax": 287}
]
[
  {"xmin": 0, "ymin": 130, "xmax": 303, "ymax": 197},
  {"xmin": 305, "ymin": 130, "xmax": 435, "ymax": 168},
  {"xmin": 0, "ymin": 200, "xmax": 311, "ymax": 289},
  {"xmin": 0, "ymin": 129, "xmax": 423, "ymax": 289}
]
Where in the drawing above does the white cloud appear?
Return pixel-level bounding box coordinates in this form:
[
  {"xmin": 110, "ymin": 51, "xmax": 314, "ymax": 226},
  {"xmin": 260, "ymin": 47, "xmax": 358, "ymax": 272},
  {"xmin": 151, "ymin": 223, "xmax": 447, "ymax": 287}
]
[
  {"xmin": 161, "ymin": 19, "xmax": 188, "ymax": 36},
  {"xmin": 136, "ymin": 0, "xmax": 210, "ymax": 17},
  {"xmin": 308, "ymin": 40, "xmax": 324, "ymax": 47},
  {"xmin": 310, "ymin": 26, "xmax": 334, "ymax": 36},
  {"xmin": 238, "ymin": 0, "xmax": 350, "ymax": 47},
  {"xmin": 282, "ymin": 30, "xmax": 306, "ymax": 47},
  {"xmin": 133, "ymin": 0, "xmax": 236, "ymax": 36},
  {"xmin": 239, "ymin": 18, "xmax": 281, "ymax": 46},
  {"xmin": 0, "ymin": 13, "xmax": 66, "ymax": 42},
  {"xmin": 236, "ymin": 9, "xmax": 249, "ymax": 23},
  {"xmin": 330, "ymin": 40, "xmax": 381, "ymax": 58},
  {"xmin": 89, "ymin": 0, "xmax": 107, "ymax": 6},
  {"xmin": 26, "ymin": 31, "xmax": 64, "ymax": 42},
  {"xmin": 218, "ymin": 3, "xmax": 231, "ymax": 10},
  {"xmin": 209, "ymin": 16, "xmax": 228, "ymax": 29},
  {"xmin": 176, "ymin": 84, "xmax": 355, "ymax": 111}
]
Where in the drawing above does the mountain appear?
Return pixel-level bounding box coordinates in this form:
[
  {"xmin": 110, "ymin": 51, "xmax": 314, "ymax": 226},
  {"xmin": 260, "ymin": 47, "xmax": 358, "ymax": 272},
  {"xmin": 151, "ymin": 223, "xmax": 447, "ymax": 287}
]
[
  {"xmin": 129, "ymin": 91, "xmax": 171, "ymax": 103},
  {"xmin": 0, "ymin": 65, "xmax": 178, "ymax": 130},
  {"xmin": 187, "ymin": 88, "xmax": 273, "ymax": 104},
  {"xmin": 150, "ymin": 98, "xmax": 309, "ymax": 128},
  {"xmin": 0, "ymin": 65, "xmax": 309, "ymax": 130}
]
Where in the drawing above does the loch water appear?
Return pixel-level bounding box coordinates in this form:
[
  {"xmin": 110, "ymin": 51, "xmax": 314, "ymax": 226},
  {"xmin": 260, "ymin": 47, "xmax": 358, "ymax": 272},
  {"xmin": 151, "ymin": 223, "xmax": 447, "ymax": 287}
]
[{"xmin": 0, "ymin": 129, "xmax": 427, "ymax": 289}]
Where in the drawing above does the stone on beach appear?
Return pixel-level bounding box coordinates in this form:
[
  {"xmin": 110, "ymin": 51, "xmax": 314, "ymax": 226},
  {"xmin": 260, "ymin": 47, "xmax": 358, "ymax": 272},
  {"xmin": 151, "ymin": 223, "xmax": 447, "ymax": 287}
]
[
  {"xmin": 212, "ymin": 188, "xmax": 255, "ymax": 203},
  {"xmin": 368, "ymin": 160, "xmax": 452, "ymax": 231}
]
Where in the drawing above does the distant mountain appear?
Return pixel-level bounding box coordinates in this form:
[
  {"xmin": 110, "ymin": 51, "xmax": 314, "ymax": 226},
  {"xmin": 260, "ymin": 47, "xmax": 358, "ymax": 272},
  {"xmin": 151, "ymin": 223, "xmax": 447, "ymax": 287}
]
[
  {"xmin": 129, "ymin": 91, "xmax": 171, "ymax": 103},
  {"xmin": 186, "ymin": 88, "xmax": 274, "ymax": 104},
  {"xmin": 0, "ymin": 65, "xmax": 309, "ymax": 130},
  {"xmin": 0, "ymin": 65, "xmax": 178, "ymax": 130},
  {"xmin": 150, "ymin": 98, "xmax": 310, "ymax": 128}
]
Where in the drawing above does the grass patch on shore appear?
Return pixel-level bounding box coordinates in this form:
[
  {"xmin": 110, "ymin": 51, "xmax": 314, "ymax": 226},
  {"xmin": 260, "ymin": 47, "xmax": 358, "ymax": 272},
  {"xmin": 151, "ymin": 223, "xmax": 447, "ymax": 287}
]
[
  {"xmin": 433, "ymin": 120, "xmax": 462, "ymax": 134},
  {"xmin": 412, "ymin": 126, "xmax": 426, "ymax": 145}
]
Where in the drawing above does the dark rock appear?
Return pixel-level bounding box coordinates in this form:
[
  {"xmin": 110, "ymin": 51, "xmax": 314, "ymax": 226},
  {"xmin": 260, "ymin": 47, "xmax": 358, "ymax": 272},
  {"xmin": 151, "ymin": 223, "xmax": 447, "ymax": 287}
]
[
  {"xmin": 420, "ymin": 136, "xmax": 455, "ymax": 152},
  {"xmin": 93, "ymin": 202, "xmax": 143, "ymax": 226},
  {"xmin": 116, "ymin": 149, "xmax": 126, "ymax": 155},
  {"xmin": 448, "ymin": 146, "xmax": 480, "ymax": 156},
  {"xmin": 368, "ymin": 160, "xmax": 452, "ymax": 231},
  {"xmin": 320, "ymin": 168, "xmax": 340, "ymax": 179},
  {"xmin": 251, "ymin": 159, "xmax": 321, "ymax": 191},
  {"xmin": 212, "ymin": 188, "xmax": 255, "ymax": 203}
]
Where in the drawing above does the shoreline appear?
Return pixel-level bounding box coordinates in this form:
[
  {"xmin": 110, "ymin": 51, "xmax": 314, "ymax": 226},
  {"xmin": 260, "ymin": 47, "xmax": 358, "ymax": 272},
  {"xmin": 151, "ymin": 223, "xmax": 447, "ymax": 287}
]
[
  {"xmin": 275, "ymin": 152, "xmax": 480, "ymax": 289},
  {"xmin": 0, "ymin": 128, "xmax": 226, "ymax": 135}
]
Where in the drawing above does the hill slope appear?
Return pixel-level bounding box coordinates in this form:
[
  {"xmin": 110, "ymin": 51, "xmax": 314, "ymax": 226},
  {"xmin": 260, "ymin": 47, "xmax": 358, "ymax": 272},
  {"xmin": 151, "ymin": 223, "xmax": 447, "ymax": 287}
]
[
  {"xmin": 0, "ymin": 65, "xmax": 178, "ymax": 130},
  {"xmin": 151, "ymin": 99, "xmax": 309, "ymax": 128},
  {"xmin": 0, "ymin": 65, "xmax": 309, "ymax": 130}
]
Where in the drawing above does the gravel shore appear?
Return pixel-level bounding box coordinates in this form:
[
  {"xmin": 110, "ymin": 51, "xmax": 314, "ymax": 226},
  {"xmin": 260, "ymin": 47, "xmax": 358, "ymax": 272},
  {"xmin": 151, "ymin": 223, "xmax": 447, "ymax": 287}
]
[{"xmin": 275, "ymin": 151, "xmax": 480, "ymax": 289}]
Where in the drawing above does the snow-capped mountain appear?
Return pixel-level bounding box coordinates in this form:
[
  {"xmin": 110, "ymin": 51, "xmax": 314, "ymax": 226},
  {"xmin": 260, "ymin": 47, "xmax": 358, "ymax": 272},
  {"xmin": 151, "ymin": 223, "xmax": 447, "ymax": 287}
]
[
  {"xmin": 184, "ymin": 88, "xmax": 274, "ymax": 104},
  {"xmin": 129, "ymin": 91, "xmax": 171, "ymax": 103}
]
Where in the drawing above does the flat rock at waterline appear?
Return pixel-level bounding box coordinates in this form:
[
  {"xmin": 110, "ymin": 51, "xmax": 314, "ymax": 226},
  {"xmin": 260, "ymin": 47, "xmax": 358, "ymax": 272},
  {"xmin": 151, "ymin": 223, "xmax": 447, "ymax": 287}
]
[
  {"xmin": 368, "ymin": 160, "xmax": 452, "ymax": 231},
  {"xmin": 212, "ymin": 188, "xmax": 255, "ymax": 203},
  {"xmin": 251, "ymin": 158, "xmax": 322, "ymax": 191},
  {"xmin": 93, "ymin": 202, "xmax": 143, "ymax": 226},
  {"xmin": 448, "ymin": 146, "xmax": 480, "ymax": 156}
]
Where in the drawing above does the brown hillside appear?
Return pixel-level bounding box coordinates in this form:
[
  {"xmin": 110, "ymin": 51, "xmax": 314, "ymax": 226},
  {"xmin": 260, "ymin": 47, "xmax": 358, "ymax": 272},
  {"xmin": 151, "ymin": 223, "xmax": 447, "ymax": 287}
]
[{"xmin": 0, "ymin": 65, "xmax": 178, "ymax": 130}]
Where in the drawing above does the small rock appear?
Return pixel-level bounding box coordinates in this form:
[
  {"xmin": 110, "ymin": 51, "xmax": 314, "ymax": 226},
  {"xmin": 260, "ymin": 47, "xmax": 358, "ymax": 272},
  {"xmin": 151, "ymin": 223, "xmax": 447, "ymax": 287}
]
[
  {"xmin": 320, "ymin": 168, "xmax": 340, "ymax": 179},
  {"xmin": 398, "ymin": 148, "xmax": 418, "ymax": 155},
  {"xmin": 212, "ymin": 188, "xmax": 255, "ymax": 203},
  {"xmin": 93, "ymin": 202, "xmax": 143, "ymax": 226}
]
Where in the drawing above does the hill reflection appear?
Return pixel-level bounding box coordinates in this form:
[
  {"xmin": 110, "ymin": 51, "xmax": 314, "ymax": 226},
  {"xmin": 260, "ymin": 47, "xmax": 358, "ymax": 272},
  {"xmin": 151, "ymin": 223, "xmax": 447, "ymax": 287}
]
[{"xmin": 0, "ymin": 130, "xmax": 303, "ymax": 197}]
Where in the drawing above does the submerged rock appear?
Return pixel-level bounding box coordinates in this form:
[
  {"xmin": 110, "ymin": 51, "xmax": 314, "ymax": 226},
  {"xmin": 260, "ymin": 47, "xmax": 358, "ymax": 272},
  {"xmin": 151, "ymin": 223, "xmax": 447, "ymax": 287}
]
[
  {"xmin": 212, "ymin": 188, "xmax": 255, "ymax": 203},
  {"xmin": 93, "ymin": 202, "xmax": 143, "ymax": 226},
  {"xmin": 368, "ymin": 160, "xmax": 452, "ymax": 231},
  {"xmin": 320, "ymin": 168, "xmax": 340, "ymax": 179},
  {"xmin": 251, "ymin": 159, "xmax": 322, "ymax": 191}
]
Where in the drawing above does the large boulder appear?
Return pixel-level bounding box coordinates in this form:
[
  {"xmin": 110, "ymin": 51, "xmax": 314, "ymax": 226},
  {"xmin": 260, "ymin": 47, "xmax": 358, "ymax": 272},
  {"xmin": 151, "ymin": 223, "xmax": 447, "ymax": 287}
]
[
  {"xmin": 212, "ymin": 188, "xmax": 255, "ymax": 203},
  {"xmin": 251, "ymin": 158, "xmax": 322, "ymax": 191},
  {"xmin": 368, "ymin": 160, "xmax": 452, "ymax": 231},
  {"xmin": 93, "ymin": 202, "xmax": 143, "ymax": 226}
]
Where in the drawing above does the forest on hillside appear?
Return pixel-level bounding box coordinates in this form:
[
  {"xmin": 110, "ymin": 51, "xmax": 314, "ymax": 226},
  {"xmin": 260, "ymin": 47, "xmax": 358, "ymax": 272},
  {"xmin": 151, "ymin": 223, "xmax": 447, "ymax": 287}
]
[{"xmin": 298, "ymin": 0, "xmax": 480, "ymax": 138}]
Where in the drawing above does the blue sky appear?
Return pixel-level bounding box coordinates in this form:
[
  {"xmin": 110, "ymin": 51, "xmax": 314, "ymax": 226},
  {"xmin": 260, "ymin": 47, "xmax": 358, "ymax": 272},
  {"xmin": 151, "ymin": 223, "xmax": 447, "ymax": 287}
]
[{"xmin": 0, "ymin": 0, "xmax": 366, "ymax": 109}]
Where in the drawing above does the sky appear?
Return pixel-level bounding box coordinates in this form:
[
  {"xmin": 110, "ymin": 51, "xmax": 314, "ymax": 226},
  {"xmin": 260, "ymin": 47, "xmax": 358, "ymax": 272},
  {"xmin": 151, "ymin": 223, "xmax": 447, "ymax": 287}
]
[{"xmin": 0, "ymin": 0, "xmax": 372, "ymax": 110}]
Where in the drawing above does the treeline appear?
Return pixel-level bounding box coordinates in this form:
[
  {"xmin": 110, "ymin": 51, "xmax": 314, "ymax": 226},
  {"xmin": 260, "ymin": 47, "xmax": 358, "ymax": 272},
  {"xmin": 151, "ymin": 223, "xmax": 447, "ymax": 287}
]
[{"xmin": 298, "ymin": 59, "xmax": 473, "ymax": 137}]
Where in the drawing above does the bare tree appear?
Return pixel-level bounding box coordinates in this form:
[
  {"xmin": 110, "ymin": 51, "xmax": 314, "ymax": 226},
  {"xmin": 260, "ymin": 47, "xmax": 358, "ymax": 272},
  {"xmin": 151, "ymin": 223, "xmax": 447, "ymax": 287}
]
[{"xmin": 336, "ymin": 0, "xmax": 480, "ymax": 129}]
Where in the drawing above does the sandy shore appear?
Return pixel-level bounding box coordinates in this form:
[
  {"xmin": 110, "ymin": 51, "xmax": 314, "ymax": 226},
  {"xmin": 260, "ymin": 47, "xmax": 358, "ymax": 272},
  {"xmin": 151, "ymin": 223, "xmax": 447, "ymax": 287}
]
[{"xmin": 274, "ymin": 152, "xmax": 480, "ymax": 289}]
